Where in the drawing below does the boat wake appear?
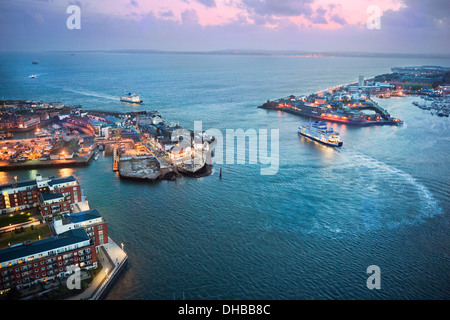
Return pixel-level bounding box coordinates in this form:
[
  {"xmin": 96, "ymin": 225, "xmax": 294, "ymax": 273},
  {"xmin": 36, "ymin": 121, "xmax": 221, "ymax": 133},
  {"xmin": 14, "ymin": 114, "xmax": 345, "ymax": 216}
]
[
  {"xmin": 60, "ymin": 87, "xmax": 118, "ymax": 101},
  {"xmin": 339, "ymin": 148, "xmax": 443, "ymax": 228}
]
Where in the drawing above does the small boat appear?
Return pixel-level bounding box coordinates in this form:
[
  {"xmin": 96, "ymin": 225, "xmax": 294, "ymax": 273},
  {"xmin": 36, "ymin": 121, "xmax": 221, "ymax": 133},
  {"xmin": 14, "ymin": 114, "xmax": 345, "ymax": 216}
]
[
  {"xmin": 298, "ymin": 120, "xmax": 343, "ymax": 147},
  {"xmin": 29, "ymin": 75, "xmax": 36, "ymax": 78},
  {"xmin": 94, "ymin": 153, "xmax": 99, "ymax": 161},
  {"xmin": 32, "ymin": 60, "xmax": 39, "ymax": 65}
]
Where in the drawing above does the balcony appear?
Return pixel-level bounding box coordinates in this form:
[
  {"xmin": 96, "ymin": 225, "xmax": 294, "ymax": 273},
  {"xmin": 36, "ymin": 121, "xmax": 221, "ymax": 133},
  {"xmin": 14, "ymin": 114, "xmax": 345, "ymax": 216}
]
[{"xmin": 20, "ymin": 265, "xmax": 32, "ymax": 272}]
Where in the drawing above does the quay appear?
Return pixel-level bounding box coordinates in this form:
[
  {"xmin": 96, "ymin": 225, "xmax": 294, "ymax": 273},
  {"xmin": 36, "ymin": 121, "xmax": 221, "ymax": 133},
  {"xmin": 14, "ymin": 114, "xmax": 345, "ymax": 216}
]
[
  {"xmin": 1, "ymin": 99, "xmax": 215, "ymax": 179},
  {"xmin": 259, "ymin": 74, "xmax": 404, "ymax": 126},
  {"xmin": 259, "ymin": 100, "xmax": 402, "ymax": 126},
  {"xmin": 67, "ymin": 237, "xmax": 128, "ymax": 300},
  {"xmin": 0, "ymin": 152, "xmax": 95, "ymax": 171}
]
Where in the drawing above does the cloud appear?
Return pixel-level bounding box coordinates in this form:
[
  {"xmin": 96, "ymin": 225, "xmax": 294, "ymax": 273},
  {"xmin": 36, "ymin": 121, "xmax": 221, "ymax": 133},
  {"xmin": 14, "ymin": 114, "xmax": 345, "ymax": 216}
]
[
  {"xmin": 242, "ymin": 0, "xmax": 314, "ymax": 17},
  {"xmin": 330, "ymin": 14, "xmax": 346, "ymax": 26},
  {"xmin": 68, "ymin": 1, "xmax": 83, "ymax": 8},
  {"xmin": 0, "ymin": 0, "xmax": 448, "ymax": 54},
  {"xmin": 160, "ymin": 10, "xmax": 174, "ymax": 18},
  {"xmin": 196, "ymin": 0, "xmax": 216, "ymax": 8},
  {"xmin": 181, "ymin": 8, "xmax": 199, "ymax": 25},
  {"xmin": 382, "ymin": 0, "xmax": 450, "ymax": 29},
  {"xmin": 310, "ymin": 6, "xmax": 327, "ymax": 24},
  {"xmin": 129, "ymin": 0, "xmax": 139, "ymax": 8},
  {"xmin": 25, "ymin": 11, "xmax": 45, "ymax": 24}
]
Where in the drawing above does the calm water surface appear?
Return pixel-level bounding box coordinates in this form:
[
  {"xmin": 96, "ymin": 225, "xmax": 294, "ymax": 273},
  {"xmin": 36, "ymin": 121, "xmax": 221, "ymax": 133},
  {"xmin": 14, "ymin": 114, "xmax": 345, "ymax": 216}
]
[{"xmin": 0, "ymin": 52, "xmax": 449, "ymax": 299}]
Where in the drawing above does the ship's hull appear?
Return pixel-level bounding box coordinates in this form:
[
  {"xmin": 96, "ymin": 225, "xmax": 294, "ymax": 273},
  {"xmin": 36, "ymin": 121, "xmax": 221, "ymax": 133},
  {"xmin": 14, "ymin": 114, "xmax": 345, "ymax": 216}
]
[
  {"xmin": 120, "ymin": 99, "xmax": 143, "ymax": 104},
  {"xmin": 298, "ymin": 131, "xmax": 343, "ymax": 147}
]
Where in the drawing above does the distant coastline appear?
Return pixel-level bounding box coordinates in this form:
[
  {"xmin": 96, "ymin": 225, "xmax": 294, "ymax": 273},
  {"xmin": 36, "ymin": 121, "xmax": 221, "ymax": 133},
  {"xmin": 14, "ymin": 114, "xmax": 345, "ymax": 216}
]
[{"xmin": 27, "ymin": 49, "xmax": 450, "ymax": 60}]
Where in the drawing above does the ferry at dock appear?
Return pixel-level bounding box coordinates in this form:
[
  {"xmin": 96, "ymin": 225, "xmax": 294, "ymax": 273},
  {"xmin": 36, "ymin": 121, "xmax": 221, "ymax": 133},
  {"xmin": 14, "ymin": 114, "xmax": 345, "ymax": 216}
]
[
  {"xmin": 298, "ymin": 121, "xmax": 343, "ymax": 147},
  {"xmin": 120, "ymin": 92, "xmax": 143, "ymax": 104}
]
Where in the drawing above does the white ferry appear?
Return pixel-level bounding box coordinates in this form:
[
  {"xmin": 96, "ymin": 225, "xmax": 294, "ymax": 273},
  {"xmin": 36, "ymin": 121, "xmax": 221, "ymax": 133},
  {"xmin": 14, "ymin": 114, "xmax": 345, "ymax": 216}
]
[
  {"xmin": 298, "ymin": 121, "xmax": 343, "ymax": 147},
  {"xmin": 120, "ymin": 92, "xmax": 143, "ymax": 104}
]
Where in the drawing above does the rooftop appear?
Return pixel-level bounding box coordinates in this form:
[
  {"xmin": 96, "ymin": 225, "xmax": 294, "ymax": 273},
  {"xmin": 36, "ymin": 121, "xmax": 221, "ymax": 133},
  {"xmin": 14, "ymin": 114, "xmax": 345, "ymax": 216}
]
[
  {"xmin": 0, "ymin": 229, "xmax": 90, "ymax": 264},
  {"xmin": 0, "ymin": 179, "xmax": 36, "ymax": 192},
  {"xmin": 40, "ymin": 192, "xmax": 65, "ymax": 202},
  {"xmin": 61, "ymin": 208, "xmax": 103, "ymax": 225},
  {"xmin": 47, "ymin": 176, "xmax": 78, "ymax": 187}
]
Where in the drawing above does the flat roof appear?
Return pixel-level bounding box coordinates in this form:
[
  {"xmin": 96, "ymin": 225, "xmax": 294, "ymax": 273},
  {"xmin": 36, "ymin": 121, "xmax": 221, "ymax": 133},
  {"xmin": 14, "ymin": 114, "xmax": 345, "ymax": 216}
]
[
  {"xmin": 41, "ymin": 192, "xmax": 64, "ymax": 202},
  {"xmin": 0, "ymin": 229, "xmax": 90, "ymax": 263},
  {"xmin": 0, "ymin": 179, "xmax": 37, "ymax": 192},
  {"xmin": 47, "ymin": 176, "xmax": 77, "ymax": 187},
  {"xmin": 62, "ymin": 209, "xmax": 102, "ymax": 225}
]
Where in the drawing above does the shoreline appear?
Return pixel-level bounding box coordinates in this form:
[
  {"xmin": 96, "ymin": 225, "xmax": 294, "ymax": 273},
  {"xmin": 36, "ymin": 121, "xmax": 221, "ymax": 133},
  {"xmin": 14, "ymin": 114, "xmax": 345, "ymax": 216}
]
[
  {"xmin": 258, "ymin": 104, "xmax": 401, "ymax": 126},
  {"xmin": 0, "ymin": 152, "xmax": 95, "ymax": 171}
]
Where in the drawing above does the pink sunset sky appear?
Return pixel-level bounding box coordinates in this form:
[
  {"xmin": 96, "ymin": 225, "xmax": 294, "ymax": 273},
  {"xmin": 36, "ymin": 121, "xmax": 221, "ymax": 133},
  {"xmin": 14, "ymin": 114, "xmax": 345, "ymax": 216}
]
[{"xmin": 0, "ymin": 0, "xmax": 448, "ymax": 53}]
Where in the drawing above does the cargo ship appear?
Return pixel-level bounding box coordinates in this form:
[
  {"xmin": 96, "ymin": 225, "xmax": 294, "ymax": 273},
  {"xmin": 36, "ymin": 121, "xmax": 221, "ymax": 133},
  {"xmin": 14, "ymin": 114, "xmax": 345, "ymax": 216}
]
[
  {"xmin": 120, "ymin": 92, "xmax": 143, "ymax": 104},
  {"xmin": 298, "ymin": 121, "xmax": 343, "ymax": 147}
]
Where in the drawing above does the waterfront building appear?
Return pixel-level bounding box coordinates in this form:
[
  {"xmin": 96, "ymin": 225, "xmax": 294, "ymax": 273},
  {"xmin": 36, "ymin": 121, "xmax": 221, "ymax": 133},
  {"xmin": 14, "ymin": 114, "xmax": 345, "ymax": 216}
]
[
  {"xmin": 0, "ymin": 179, "xmax": 41, "ymax": 214},
  {"xmin": 19, "ymin": 116, "xmax": 41, "ymax": 128},
  {"xmin": 0, "ymin": 175, "xmax": 82, "ymax": 214},
  {"xmin": 39, "ymin": 193, "xmax": 71, "ymax": 222},
  {"xmin": 53, "ymin": 209, "xmax": 108, "ymax": 249},
  {"xmin": 46, "ymin": 176, "xmax": 82, "ymax": 204},
  {"xmin": 0, "ymin": 229, "xmax": 97, "ymax": 292}
]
